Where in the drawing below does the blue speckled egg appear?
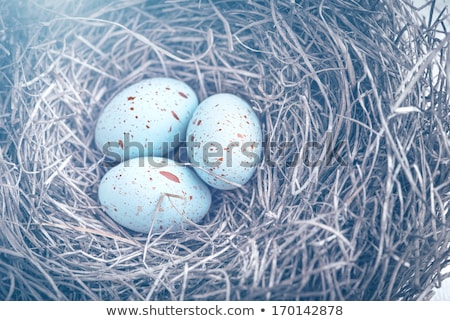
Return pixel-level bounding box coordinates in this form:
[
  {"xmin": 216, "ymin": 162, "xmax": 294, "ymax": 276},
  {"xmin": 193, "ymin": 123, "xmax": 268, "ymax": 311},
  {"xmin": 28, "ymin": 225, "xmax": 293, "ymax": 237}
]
[
  {"xmin": 98, "ymin": 157, "xmax": 211, "ymax": 233},
  {"xmin": 186, "ymin": 93, "xmax": 262, "ymax": 190},
  {"xmin": 95, "ymin": 78, "xmax": 198, "ymax": 162}
]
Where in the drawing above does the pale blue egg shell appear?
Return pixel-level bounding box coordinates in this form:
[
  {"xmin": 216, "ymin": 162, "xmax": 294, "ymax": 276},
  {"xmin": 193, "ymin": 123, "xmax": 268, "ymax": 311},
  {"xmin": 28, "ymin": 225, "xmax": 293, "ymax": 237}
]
[
  {"xmin": 98, "ymin": 157, "xmax": 211, "ymax": 233},
  {"xmin": 186, "ymin": 93, "xmax": 262, "ymax": 190},
  {"xmin": 95, "ymin": 78, "xmax": 198, "ymax": 161}
]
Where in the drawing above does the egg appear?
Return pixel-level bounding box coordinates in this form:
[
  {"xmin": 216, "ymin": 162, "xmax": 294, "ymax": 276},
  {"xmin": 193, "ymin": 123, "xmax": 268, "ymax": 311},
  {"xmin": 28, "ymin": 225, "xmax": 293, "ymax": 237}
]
[
  {"xmin": 186, "ymin": 93, "xmax": 262, "ymax": 190},
  {"xmin": 95, "ymin": 78, "xmax": 198, "ymax": 162},
  {"xmin": 98, "ymin": 157, "xmax": 211, "ymax": 233}
]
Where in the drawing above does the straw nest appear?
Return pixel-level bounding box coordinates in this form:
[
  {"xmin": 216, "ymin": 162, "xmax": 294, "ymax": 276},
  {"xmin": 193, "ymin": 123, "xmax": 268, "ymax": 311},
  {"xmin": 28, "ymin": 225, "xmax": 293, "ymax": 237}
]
[{"xmin": 1, "ymin": 0, "xmax": 449, "ymax": 300}]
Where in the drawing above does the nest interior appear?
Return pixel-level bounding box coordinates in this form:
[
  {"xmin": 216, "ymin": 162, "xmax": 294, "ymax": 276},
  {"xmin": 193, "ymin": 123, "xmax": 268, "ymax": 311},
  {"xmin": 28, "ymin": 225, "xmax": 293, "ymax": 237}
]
[{"xmin": 0, "ymin": 0, "xmax": 449, "ymax": 300}]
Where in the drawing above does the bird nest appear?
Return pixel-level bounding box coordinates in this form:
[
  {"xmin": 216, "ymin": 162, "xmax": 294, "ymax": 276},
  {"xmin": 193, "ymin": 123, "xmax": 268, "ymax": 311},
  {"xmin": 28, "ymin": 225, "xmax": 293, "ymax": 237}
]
[{"xmin": 1, "ymin": 0, "xmax": 449, "ymax": 300}]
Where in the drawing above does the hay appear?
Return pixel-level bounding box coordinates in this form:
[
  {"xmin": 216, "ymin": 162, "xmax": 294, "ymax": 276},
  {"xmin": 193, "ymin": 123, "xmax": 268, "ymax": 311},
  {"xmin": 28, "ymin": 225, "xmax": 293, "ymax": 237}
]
[{"xmin": 1, "ymin": 0, "xmax": 449, "ymax": 300}]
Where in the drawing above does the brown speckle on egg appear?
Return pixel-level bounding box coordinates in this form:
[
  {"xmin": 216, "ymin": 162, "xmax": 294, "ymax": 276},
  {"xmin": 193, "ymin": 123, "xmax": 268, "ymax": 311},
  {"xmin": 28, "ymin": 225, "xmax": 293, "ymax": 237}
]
[
  {"xmin": 171, "ymin": 110, "xmax": 180, "ymax": 121},
  {"xmin": 159, "ymin": 171, "xmax": 181, "ymax": 183}
]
